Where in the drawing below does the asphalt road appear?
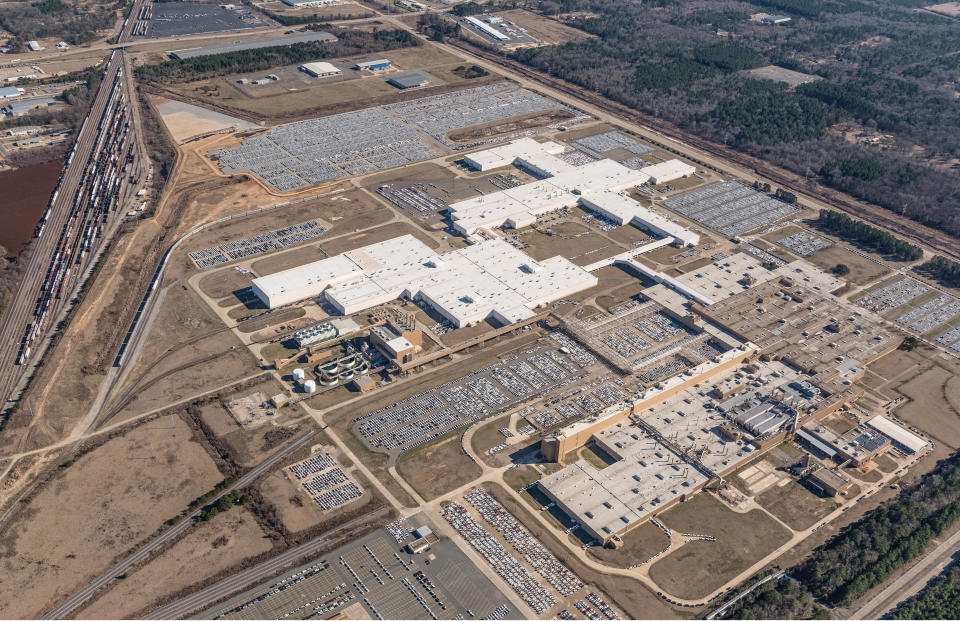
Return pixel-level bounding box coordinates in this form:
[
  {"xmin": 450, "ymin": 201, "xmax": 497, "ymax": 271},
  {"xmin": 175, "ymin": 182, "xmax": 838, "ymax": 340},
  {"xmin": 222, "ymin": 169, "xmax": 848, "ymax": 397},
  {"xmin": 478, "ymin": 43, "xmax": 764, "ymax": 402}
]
[
  {"xmin": 41, "ymin": 429, "xmax": 319, "ymax": 619},
  {"xmin": 142, "ymin": 506, "xmax": 389, "ymax": 620},
  {"xmin": 849, "ymin": 527, "xmax": 960, "ymax": 620}
]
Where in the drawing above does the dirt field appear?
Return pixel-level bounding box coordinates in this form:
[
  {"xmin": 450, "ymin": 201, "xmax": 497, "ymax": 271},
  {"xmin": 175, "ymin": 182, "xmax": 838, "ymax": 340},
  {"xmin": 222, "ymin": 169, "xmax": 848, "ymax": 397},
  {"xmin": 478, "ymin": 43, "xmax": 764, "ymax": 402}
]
[
  {"xmin": 396, "ymin": 436, "xmax": 482, "ymax": 500},
  {"xmin": 318, "ymin": 221, "xmax": 441, "ymax": 256},
  {"xmin": 649, "ymin": 493, "xmax": 791, "ymax": 600},
  {"xmin": 892, "ymin": 363, "xmax": 960, "ymax": 448},
  {"xmin": 0, "ymin": 416, "xmax": 223, "ymax": 618},
  {"xmin": 116, "ymin": 328, "xmax": 261, "ymax": 420},
  {"xmin": 199, "ymin": 268, "xmax": 256, "ymax": 300},
  {"xmin": 495, "ymin": 9, "xmax": 593, "ymax": 44},
  {"xmin": 756, "ymin": 479, "xmax": 839, "ymax": 530},
  {"xmin": 806, "ymin": 244, "xmax": 890, "ymax": 285},
  {"xmin": 76, "ymin": 508, "xmax": 271, "ymax": 619},
  {"xmin": 200, "ymin": 401, "xmax": 243, "ymax": 436},
  {"xmin": 587, "ymin": 521, "xmax": 670, "ymax": 569},
  {"xmin": 447, "ymin": 109, "xmax": 574, "ymax": 142},
  {"xmin": 221, "ymin": 415, "xmax": 311, "ymax": 468}
]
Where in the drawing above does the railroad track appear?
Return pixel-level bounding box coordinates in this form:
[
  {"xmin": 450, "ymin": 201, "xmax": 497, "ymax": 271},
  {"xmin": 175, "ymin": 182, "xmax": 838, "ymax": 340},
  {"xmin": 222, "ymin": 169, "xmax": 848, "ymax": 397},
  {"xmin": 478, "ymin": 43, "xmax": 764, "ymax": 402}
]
[{"xmin": 448, "ymin": 40, "xmax": 960, "ymax": 263}]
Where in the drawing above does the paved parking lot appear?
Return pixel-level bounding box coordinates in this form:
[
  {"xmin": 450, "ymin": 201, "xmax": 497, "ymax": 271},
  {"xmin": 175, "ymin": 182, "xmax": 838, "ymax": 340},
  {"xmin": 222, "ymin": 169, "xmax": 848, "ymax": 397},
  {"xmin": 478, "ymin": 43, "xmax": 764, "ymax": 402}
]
[
  {"xmin": 204, "ymin": 522, "xmax": 510, "ymax": 620},
  {"xmin": 138, "ymin": 2, "xmax": 272, "ymax": 38},
  {"xmin": 664, "ymin": 181, "xmax": 800, "ymax": 237},
  {"xmin": 354, "ymin": 342, "xmax": 596, "ymax": 453}
]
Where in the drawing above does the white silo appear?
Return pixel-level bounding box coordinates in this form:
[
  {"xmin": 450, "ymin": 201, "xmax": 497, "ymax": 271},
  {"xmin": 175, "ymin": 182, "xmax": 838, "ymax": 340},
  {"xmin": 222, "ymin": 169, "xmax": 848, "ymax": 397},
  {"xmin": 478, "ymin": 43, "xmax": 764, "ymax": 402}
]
[
  {"xmin": 292, "ymin": 367, "xmax": 305, "ymax": 381},
  {"xmin": 303, "ymin": 379, "xmax": 317, "ymax": 393}
]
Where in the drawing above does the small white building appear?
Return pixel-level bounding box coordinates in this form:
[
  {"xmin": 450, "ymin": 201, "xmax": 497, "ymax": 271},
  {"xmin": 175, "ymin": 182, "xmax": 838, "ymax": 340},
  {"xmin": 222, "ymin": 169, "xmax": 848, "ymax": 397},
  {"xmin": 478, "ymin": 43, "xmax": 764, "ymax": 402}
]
[
  {"xmin": 639, "ymin": 159, "xmax": 696, "ymax": 185},
  {"xmin": 300, "ymin": 61, "xmax": 341, "ymax": 78},
  {"xmin": 26, "ymin": 41, "xmax": 42, "ymax": 52}
]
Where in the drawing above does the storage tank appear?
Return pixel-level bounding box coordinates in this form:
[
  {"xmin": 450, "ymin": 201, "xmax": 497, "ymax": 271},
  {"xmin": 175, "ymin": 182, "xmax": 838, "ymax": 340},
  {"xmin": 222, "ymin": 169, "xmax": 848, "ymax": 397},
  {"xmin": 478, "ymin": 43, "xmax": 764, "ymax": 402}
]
[
  {"xmin": 293, "ymin": 368, "xmax": 305, "ymax": 381},
  {"xmin": 303, "ymin": 379, "xmax": 317, "ymax": 393}
]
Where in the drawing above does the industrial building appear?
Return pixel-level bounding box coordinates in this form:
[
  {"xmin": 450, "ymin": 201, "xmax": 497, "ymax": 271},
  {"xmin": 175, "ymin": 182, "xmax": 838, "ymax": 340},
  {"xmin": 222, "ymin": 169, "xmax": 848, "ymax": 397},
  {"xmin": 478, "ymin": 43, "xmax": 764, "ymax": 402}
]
[
  {"xmin": 387, "ymin": 73, "xmax": 430, "ymax": 90},
  {"xmin": 3, "ymin": 97, "xmax": 54, "ymax": 118},
  {"xmin": 805, "ymin": 468, "xmax": 852, "ymax": 497},
  {"xmin": 0, "ymin": 86, "xmax": 23, "ymax": 99},
  {"xmin": 354, "ymin": 59, "xmax": 392, "ymax": 71},
  {"xmin": 465, "ymin": 15, "xmax": 509, "ymax": 41},
  {"xmin": 250, "ymin": 234, "xmax": 598, "ymax": 327},
  {"xmin": 867, "ymin": 416, "xmax": 928, "ymax": 454},
  {"xmin": 640, "ymin": 159, "xmax": 696, "ymax": 185},
  {"xmin": 292, "ymin": 322, "xmax": 338, "ymax": 348},
  {"xmin": 452, "ymin": 138, "xmax": 699, "ymax": 247},
  {"xmin": 300, "ymin": 61, "xmax": 341, "ymax": 77},
  {"xmin": 169, "ymin": 31, "xmax": 337, "ymax": 60}
]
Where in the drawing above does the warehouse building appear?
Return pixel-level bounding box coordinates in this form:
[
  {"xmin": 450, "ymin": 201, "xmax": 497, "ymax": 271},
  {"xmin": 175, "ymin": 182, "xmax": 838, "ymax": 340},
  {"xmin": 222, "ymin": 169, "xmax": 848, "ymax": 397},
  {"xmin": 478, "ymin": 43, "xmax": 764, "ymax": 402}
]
[
  {"xmin": 250, "ymin": 234, "xmax": 597, "ymax": 327},
  {"xmin": 465, "ymin": 15, "xmax": 508, "ymax": 41},
  {"xmin": 169, "ymin": 31, "xmax": 337, "ymax": 60},
  {"xmin": 0, "ymin": 86, "xmax": 24, "ymax": 99},
  {"xmin": 640, "ymin": 159, "xmax": 696, "ymax": 185},
  {"xmin": 387, "ymin": 72, "xmax": 430, "ymax": 90},
  {"xmin": 867, "ymin": 416, "xmax": 928, "ymax": 455},
  {"xmin": 3, "ymin": 97, "xmax": 54, "ymax": 117},
  {"xmin": 354, "ymin": 59, "xmax": 391, "ymax": 71},
  {"xmin": 300, "ymin": 61, "xmax": 341, "ymax": 77},
  {"xmin": 452, "ymin": 138, "xmax": 699, "ymax": 246}
]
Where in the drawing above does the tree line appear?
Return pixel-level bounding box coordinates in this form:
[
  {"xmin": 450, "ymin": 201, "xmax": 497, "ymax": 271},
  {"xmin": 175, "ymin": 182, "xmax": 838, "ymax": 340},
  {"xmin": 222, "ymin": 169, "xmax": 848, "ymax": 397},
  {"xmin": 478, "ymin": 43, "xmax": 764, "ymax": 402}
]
[
  {"xmin": 135, "ymin": 28, "xmax": 420, "ymax": 82},
  {"xmin": 917, "ymin": 255, "xmax": 960, "ymax": 288},
  {"xmin": 817, "ymin": 209, "xmax": 923, "ymax": 261},
  {"xmin": 724, "ymin": 448, "xmax": 960, "ymax": 616}
]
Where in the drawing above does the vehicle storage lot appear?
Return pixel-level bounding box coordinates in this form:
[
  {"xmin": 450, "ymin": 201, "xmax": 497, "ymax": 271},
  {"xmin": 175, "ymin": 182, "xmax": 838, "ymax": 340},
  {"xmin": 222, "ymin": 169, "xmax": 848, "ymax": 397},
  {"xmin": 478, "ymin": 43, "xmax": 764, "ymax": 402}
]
[{"xmin": 204, "ymin": 523, "xmax": 510, "ymax": 620}]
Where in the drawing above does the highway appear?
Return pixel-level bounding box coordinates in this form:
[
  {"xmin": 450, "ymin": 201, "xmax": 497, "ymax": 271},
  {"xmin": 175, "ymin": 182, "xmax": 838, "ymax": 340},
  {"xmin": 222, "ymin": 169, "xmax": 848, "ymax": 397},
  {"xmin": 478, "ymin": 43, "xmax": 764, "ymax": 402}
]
[
  {"xmin": 849, "ymin": 527, "xmax": 960, "ymax": 620},
  {"xmin": 142, "ymin": 506, "xmax": 389, "ymax": 620},
  {"xmin": 41, "ymin": 428, "xmax": 319, "ymax": 619}
]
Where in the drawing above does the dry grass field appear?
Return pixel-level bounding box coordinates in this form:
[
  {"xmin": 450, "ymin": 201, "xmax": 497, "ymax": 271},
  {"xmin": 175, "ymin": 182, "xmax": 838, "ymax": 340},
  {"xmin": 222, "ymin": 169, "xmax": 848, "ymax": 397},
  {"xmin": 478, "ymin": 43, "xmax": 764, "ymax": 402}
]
[
  {"xmin": 587, "ymin": 521, "xmax": 670, "ymax": 569},
  {"xmin": 756, "ymin": 479, "xmax": 840, "ymax": 530},
  {"xmin": 0, "ymin": 416, "xmax": 222, "ymax": 618},
  {"xmin": 892, "ymin": 362, "xmax": 960, "ymax": 448},
  {"xmin": 806, "ymin": 245, "xmax": 891, "ymax": 285},
  {"xmin": 76, "ymin": 508, "xmax": 272, "ymax": 619},
  {"xmin": 649, "ymin": 493, "xmax": 791, "ymax": 600},
  {"xmin": 396, "ymin": 435, "xmax": 482, "ymax": 500}
]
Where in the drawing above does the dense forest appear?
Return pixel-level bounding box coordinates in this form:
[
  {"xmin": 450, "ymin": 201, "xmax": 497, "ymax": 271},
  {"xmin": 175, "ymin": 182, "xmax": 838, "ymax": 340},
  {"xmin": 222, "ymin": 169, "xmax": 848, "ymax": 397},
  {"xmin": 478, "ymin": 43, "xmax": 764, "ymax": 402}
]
[
  {"xmin": 507, "ymin": 0, "xmax": 960, "ymax": 236},
  {"xmin": 888, "ymin": 561, "xmax": 960, "ymax": 619},
  {"xmin": 0, "ymin": 0, "xmax": 122, "ymax": 45},
  {"xmin": 135, "ymin": 28, "xmax": 419, "ymax": 82},
  {"xmin": 725, "ymin": 449, "xmax": 960, "ymax": 617}
]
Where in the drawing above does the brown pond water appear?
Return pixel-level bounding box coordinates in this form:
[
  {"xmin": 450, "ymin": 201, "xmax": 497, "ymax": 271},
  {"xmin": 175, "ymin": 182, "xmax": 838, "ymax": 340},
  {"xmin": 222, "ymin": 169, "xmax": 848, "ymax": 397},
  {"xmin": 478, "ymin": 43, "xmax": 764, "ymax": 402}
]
[{"xmin": 0, "ymin": 160, "xmax": 62, "ymax": 258}]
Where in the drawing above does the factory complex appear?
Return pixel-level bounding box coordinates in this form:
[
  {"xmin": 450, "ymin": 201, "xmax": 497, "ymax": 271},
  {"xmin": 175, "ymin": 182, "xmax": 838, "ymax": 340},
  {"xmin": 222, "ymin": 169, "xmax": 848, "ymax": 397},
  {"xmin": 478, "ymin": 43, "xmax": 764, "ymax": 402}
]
[
  {"xmin": 453, "ymin": 138, "xmax": 699, "ymax": 246},
  {"xmin": 533, "ymin": 251, "xmax": 919, "ymax": 544},
  {"xmin": 251, "ymin": 234, "xmax": 598, "ymax": 326}
]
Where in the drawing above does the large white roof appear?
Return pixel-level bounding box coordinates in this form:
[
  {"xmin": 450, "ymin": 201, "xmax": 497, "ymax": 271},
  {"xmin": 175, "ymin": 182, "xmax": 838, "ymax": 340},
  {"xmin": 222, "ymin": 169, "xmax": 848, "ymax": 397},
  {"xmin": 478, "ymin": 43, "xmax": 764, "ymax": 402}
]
[{"xmin": 252, "ymin": 234, "xmax": 597, "ymax": 326}]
